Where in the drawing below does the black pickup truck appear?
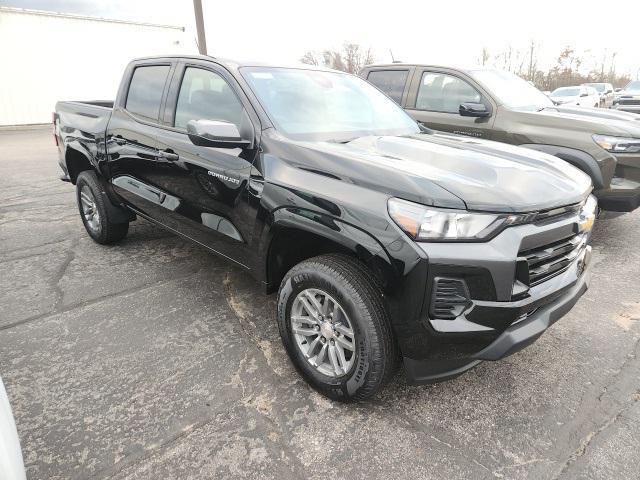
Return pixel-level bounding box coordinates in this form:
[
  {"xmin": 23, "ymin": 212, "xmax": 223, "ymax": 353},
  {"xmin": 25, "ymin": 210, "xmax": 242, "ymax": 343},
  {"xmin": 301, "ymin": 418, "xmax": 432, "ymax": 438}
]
[{"xmin": 54, "ymin": 56, "xmax": 596, "ymax": 401}]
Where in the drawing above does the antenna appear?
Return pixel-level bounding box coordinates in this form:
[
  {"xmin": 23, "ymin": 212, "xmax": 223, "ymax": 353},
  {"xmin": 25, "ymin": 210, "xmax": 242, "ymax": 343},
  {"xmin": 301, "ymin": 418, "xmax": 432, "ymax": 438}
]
[{"xmin": 389, "ymin": 49, "xmax": 395, "ymax": 62}]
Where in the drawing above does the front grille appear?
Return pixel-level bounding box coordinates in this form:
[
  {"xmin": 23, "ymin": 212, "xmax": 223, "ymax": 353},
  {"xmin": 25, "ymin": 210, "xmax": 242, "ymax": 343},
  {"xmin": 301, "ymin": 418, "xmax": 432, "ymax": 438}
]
[
  {"xmin": 534, "ymin": 202, "xmax": 581, "ymax": 224},
  {"xmin": 619, "ymin": 98, "xmax": 640, "ymax": 106},
  {"xmin": 430, "ymin": 277, "xmax": 471, "ymax": 320},
  {"xmin": 519, "ymin": 234, "xmax": 587, "ymax": 286}
]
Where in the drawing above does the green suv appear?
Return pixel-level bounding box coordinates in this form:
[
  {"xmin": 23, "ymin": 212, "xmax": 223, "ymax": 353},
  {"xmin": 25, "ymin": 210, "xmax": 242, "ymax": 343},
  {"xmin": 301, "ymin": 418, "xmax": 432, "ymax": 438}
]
[{"xmin": 361, "ymin": 65, "xmax": 640, "ymax": 212}]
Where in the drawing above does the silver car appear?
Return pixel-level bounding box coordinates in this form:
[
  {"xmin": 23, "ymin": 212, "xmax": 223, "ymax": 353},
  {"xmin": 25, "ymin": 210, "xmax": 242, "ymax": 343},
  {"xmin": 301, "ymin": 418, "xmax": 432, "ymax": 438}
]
[{"xmin": 0, "ymin": 378, "xmax": 26, "ymax": 480}]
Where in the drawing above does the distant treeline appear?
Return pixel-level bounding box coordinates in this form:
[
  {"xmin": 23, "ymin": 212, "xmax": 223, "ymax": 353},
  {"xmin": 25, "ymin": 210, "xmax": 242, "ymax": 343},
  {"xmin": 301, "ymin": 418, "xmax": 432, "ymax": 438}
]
[
  {"xmin": 301, "ymin": 43, "xmax": 634, "ymax": 90},
  {"xmin": 480, "ymin": 44, "xmax": 632, "ymax": 90}
]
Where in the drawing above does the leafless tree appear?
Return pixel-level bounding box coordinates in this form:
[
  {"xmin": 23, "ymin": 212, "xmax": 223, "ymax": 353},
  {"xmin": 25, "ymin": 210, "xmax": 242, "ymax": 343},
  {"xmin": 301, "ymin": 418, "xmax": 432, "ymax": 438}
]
[
  {"xmin": 300, "ymin": 43, "xmax": 375, "ymax": 74},
  {"xmin": 479, "ymin": 47, "xmax": 490, "ymax": 66},
  {"xmin": 300, "ymin": 51, "xmax": 319, "ymax": 66}
]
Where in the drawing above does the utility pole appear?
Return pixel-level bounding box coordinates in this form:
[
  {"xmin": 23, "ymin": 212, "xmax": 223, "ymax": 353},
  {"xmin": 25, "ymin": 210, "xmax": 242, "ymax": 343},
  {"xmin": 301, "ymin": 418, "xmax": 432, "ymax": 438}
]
[{"xmin": 193, "ymin": 0, "xmax": 207, "ymax": 55}]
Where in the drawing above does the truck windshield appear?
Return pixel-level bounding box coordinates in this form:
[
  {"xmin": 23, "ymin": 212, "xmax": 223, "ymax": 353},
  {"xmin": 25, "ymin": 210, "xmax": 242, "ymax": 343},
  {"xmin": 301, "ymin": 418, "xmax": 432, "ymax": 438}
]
[
  {"xmin": 586, "ymin": 83, "xmax": 606, "ymax": 92},
  {"xmin": 626, "ymin": 81, "xmax": 640, "ymax": 91},
  {"xmin": 551, "ymin": 87, "xmax": 581, "ymax": 97},
  {"xmin": 241, "ymin": 67, "xmax": 419, "ymax": 141},
  {"xmin": 469, "ymin": 69, "xmax": 553, "ymax": 111}
]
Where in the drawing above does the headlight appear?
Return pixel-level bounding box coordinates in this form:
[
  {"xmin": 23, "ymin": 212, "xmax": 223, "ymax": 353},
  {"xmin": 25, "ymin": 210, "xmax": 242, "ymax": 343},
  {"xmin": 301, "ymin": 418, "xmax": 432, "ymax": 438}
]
[
  {"xmin": 593, "ymin": 134, "xmax": 640, "ymax": 153},
  {"xmin": 578, "ymin": 194, "xmax": 597, "ymax": 233},
  {"xmin": 387, "ymin": 198, "xmax": 526, "ymax": 242}
]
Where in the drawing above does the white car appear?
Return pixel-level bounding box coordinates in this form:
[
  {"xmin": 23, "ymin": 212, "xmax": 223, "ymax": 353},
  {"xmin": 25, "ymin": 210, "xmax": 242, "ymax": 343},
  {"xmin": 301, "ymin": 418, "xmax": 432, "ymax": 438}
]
[
  {"xmin": 550, "ymin": 85, "xmax": 601, "ymax": 107},
  {"xmin": 0, "ymin": 378, "xmax": 26, "ymax": 480}
]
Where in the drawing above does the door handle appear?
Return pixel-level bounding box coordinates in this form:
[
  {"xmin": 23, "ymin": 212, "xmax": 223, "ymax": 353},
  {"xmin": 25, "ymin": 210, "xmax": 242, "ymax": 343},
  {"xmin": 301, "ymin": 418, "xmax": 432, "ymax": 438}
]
[{"xmin": 158, "ymin": 150, "xmax": 179, "ymax": 161}]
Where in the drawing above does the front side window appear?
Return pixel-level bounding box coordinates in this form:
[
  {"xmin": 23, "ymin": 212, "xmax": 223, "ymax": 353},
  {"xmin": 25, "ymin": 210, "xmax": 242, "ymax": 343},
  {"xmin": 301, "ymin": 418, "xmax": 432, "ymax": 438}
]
[
  {"xmin": 416, "ymin": 72, "xmax": 482, "ymax": 113},
  {"xmin": 174, "ymin": 67, "xmax": 244, "ymax": 130},
  {"xmin": 126, "ymin": 65, "xmax": 170, "ymax": 120},
  {"xmin": 241, "ymin": 67, "xmax": 418, "ymax": 142},
  {"xmin": 367, "ymin": 70, "xmax": 409, "ymax": 104}
]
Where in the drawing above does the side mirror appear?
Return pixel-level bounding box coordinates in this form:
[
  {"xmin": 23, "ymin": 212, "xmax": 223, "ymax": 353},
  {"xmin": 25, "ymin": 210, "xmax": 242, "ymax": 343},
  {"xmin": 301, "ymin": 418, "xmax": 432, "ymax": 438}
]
[
  {"xmin": 459, "ymin": 102, "xmax": 491, "ymax": 118},
  {"xmin": 580, "ymin": 92, "xmax": 588, "ymax": 97},
  {"xmin": 186, "ymin": 119, "xmax": 251, "ymax": 149}
]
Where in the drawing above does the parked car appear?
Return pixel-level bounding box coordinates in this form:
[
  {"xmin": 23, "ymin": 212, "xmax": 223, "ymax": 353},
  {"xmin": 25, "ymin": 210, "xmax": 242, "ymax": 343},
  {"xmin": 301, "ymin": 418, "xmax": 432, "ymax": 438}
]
[
  {"xmin": 0, "ymin": 378, "xmax": 26, "ymax": 480},
  {"xmin": 54, "ymin": 55, "xmax": 596, "ymax": 401},
  {"xmin": 361, "ymin": 64, "xmax": 640, "ymax": 212},
  {"xmin": 583, "ymin": 82, "xmax": 615, "ymax": 108},
  {"xmin": 613, "ymin": 80, "xmax": 640, "ymax": 113},
  {"xmin": 550, "ymin": 86, "xmax": 601, "ymax": 107}
]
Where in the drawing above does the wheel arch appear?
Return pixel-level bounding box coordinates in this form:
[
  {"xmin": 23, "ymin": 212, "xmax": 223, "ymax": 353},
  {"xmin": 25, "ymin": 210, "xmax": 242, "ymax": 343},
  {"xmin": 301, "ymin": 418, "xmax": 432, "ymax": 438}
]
[
  {"xmin": 262, "ymin": 208, "xmax": 397, "ymax": 295},
  {"xmin": 64, "ymin": 145, "xmax": 94, "ymax": 184}
]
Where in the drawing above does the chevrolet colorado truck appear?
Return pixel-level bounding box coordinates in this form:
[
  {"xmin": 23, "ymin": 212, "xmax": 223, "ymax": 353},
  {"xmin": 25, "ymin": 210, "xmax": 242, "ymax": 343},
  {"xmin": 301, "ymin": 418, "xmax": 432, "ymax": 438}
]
[
  {"xmin": 54, "ymin": 56, "xmax": 596, "ymax": 401},
  {"xmin": 361, "ymin": 64, "xmax": 640, "ymax": 212}
]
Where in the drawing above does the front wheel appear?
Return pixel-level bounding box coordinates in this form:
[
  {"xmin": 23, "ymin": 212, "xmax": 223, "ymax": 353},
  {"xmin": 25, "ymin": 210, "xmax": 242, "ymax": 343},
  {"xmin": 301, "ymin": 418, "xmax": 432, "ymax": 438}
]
[
  {"xmin": 76, "ymin": 170, "xmax": 129, "ymax": 244},
  {"xmin": 276, "ymin": 254, "xmax": 398, "ymax": 401}
]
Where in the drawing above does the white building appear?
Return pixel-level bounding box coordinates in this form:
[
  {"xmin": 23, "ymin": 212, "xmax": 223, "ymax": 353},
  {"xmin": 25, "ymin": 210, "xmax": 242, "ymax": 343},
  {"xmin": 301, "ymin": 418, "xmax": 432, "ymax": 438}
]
[{"xmin": 0, "ymin": 7, "xmax": 190, "ymax": 126}]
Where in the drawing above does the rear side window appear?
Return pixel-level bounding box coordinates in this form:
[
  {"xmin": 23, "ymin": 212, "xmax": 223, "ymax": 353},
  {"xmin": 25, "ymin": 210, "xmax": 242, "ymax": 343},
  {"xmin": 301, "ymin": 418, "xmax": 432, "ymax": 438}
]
[
  {"xmin": 367, "ymin": 70, "xmax": 409, "ymax": 104},
  {"xmin": 126, "ymin": 65, "xmax": 171, "ymax": 121},
  {"xmin": 416, "ymin": 72, "xmax": 481, "ymax": 113},
  {"xmin": 174, "ymin": 67, "xmax": 244, "ymax": 129}
]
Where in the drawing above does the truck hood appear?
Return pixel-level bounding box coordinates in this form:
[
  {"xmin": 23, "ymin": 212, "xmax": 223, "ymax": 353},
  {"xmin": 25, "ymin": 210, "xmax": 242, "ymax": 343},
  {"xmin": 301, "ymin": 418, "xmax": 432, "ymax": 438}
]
[
  {"xmin": 283, "ymin": 132, "xmax": 592, "ymax": 213},
  {"xmin": 550, "ymin": 105, "xmax": 640, "ymax": 122},
  {"xmin": 518, "ymin": 105, "xmax": 640, "ymax": 136}
]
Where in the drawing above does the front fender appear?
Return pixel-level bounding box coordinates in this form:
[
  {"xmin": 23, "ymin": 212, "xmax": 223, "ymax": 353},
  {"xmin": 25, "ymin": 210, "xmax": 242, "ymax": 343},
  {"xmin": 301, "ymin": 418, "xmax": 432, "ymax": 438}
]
[
  {"xmin": 258, "ymin": 205, "xmax": 430, "ymax": 357},
  {"xmin": 519, "ymin": 143, "xmax": 611, "ymax": 189}
]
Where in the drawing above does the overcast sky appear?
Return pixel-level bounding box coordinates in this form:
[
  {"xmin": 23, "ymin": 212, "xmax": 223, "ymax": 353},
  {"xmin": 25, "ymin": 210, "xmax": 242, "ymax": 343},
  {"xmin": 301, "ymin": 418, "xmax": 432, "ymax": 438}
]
[{"xmin": 4, "ymin": 0, "xmax": 639, "ymax": 77}]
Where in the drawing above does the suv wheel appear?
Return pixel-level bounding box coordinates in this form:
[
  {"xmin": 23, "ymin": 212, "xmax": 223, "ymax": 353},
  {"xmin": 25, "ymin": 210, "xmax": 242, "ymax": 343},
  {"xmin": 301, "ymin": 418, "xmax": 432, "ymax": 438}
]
[
  {"xmin": 277, "ymin": 254, "xmax": 398, "ymax": 401},
  {"xmin": 76, "ymin": 170, "xmax": 129, "ymax": 244}
]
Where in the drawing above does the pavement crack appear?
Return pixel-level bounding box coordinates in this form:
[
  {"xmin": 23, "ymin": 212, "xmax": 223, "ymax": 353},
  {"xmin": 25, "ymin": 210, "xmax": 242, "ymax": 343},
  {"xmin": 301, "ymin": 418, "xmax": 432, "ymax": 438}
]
[
  {"xmin": 222, "ymin": 271, "xmax": 282, "ymax": 377},
  {"xmin": 51, "ymin": 236, "xmax": 79, "ymax": 311},
  {"xmin": 0, "ymin": 269, "xmax": 203, "ymax": 332},
  {"xmin": 553, "ymin": 392, "xmax": 639, "ymax": 479}
]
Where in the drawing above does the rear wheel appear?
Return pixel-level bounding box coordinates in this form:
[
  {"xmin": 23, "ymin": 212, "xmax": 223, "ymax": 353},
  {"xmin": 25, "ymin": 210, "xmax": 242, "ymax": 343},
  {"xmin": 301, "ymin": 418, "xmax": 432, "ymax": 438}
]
[
  {"xmin": 76, "ymin": 170, "xmax": 129, "ymax": 244},
  {"xmin": 277, "ymin": 254, "xmax": 398, "ymax": 401}
]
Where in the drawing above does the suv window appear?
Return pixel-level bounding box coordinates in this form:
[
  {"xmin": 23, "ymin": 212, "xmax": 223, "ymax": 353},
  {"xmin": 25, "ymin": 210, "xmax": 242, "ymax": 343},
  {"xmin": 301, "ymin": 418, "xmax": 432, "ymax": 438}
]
[
  {"xmin": 126, "ymin": 65, "xmax": 171, "ymax": 121},
  {"xmin": 367, "ymin": 70, "xmax": 409, "ymax": 104},
  {"xmin": 416, "ymin": 72, "xmax": 482, "ymax": 113},
  {"xmin": 174, "ymin": 67, "xmax": 244, "ymax": 129}
]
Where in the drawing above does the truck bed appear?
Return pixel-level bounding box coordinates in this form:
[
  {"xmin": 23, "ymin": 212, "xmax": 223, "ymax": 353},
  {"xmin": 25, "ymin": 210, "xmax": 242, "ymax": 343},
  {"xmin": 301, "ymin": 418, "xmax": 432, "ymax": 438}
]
[{"xmin": 55, "ymin": 100, "xmax": 113, "ymax": 139}]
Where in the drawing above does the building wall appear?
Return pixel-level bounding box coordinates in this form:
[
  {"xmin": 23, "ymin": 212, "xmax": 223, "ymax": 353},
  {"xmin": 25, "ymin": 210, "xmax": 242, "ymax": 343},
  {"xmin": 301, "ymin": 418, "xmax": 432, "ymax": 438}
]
[{"xmin": 0, "ymin": 7, "xmax": 190, "ymax": 126}]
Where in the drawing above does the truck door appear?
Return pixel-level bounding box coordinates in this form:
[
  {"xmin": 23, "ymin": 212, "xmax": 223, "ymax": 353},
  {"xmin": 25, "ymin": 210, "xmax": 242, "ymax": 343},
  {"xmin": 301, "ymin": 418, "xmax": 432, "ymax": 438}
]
[
  {"xmin": 107, "ymin": 62, "xmax": 171, "ymax": 218},
  {"xmin": 405, "ymin": 69, "xmax": 495, "ymax": 139},
  {"xmin": 150, "ymin": 63, "xmax": 259, "ymax": 267}
]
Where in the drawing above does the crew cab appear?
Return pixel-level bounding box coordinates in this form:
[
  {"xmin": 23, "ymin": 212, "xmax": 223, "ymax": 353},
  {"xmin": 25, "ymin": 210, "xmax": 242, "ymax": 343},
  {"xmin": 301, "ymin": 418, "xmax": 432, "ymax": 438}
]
[
  {"xmin": 361, "ymin": 64, "xmax": 640, "ymax": 212},
  {"xmin": 54, "ymin": 56, "xmax": 596, "ymax": 401}
]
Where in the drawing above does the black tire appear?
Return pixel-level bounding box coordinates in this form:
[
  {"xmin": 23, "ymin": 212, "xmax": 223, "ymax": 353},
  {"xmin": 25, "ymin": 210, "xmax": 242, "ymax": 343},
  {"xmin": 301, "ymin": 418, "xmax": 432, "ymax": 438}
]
[
  {"xmin": 76, "ymin": 170, "xmax": 129, "ymax": 244},
  {"xmin": 277, "ymin": 254, "xmax": 398, "ymax": 401}
]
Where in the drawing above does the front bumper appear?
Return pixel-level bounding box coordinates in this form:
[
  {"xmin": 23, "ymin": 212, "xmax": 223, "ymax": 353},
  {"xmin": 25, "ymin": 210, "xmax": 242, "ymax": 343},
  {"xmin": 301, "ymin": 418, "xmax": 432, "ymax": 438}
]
[
  {"xmin": 401, "ymin": 210, "xmax": 593, "ymax": 384},
  {"xmin": 613, "ymin": 104, "xmax": 640, "ymax": 113},
  {"xmin": 595, "ymin": 185, "xmax": 640, "ymax": 212},
  {"xmin": 473, "ymin": 254, "xmax": 590, "ymax": 361}
]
